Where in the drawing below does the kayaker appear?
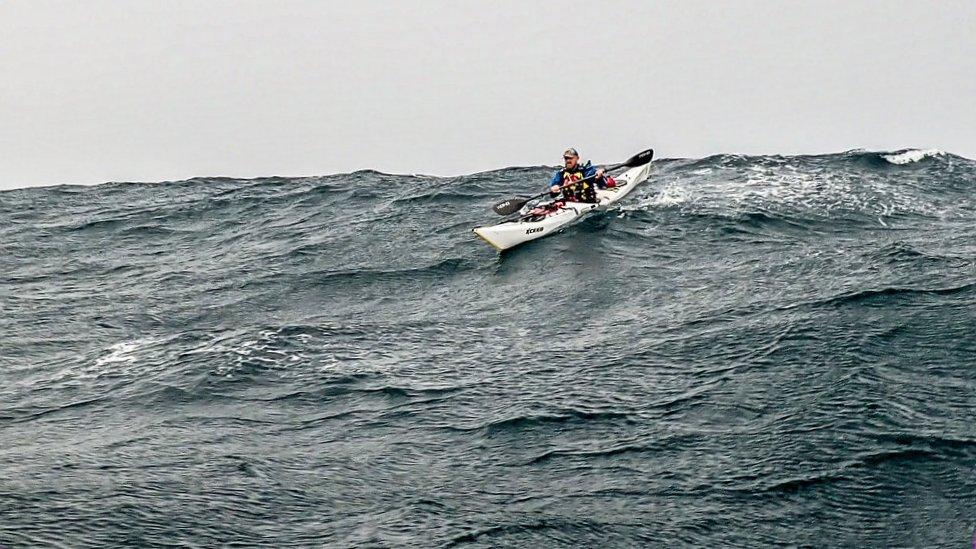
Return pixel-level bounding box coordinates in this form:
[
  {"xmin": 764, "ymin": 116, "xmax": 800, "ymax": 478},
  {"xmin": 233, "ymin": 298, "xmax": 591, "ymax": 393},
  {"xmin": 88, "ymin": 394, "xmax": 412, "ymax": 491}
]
[{"xmin": 549, "ymin": 148, "xmax": 607, "ymax": 203}]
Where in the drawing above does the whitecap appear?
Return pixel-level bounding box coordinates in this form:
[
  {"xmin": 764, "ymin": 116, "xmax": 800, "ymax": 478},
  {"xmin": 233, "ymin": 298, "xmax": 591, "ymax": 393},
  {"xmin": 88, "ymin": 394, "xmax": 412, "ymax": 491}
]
[
  {"xmin": 648, "ymin": 183, "xmax": 692, "ymax": 207},
  {"xmin": 43, "ymin": 337, "xmax": 163, "ymax": 384},
  {"xmin": 93, "ymin": 341, "xmax": 143, "ymax": 367},
  {"xmin": 881, "ymin": 149, "xmax": 945, "ymax": 165}
]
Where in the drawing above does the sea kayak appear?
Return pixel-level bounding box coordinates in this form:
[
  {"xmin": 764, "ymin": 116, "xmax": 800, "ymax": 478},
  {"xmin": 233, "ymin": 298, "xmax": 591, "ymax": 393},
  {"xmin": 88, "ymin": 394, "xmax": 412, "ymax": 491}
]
[{"xmin": 473, "ymin": 161, "xmax": 653, "ymax": 251}]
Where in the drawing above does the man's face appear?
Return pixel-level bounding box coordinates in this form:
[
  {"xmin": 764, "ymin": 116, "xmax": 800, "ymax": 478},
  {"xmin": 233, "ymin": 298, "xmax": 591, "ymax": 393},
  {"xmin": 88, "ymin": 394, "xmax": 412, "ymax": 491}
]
[{"xmin": 564, "ymin": 154, "xmax": 578, "ymax": 170}]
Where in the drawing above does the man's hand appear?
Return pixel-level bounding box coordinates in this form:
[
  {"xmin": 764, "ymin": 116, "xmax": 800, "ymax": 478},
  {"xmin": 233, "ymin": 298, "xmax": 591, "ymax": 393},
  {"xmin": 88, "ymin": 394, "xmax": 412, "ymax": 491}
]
[
  {"xmin": 596, "ymin": 168, "xmax": 605, "ymax": 178},
  {"xmin": 550, "ymin": 185, "xmax": 561, "ymax": 193}
]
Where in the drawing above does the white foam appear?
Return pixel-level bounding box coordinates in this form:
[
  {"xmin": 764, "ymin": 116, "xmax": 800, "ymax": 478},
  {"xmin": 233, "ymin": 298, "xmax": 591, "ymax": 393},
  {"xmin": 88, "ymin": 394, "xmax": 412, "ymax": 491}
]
[
  {"xmin": 616, "ymin": 182, "xmax": 692, "ymax": 214},
  {"xmin": 648, "ymin": 183, "xmax": 692, "ymax": 207},
  {"xmin": 43, "ymin": 337, "xmax": 162, "ymax": 384},
  {"xmin": 881, "ymin": 149, "xmax": 945, "ymax": 165},
  {"xmin": 94, "ymin": 341, "xmax": 143, "ymax": 367}
]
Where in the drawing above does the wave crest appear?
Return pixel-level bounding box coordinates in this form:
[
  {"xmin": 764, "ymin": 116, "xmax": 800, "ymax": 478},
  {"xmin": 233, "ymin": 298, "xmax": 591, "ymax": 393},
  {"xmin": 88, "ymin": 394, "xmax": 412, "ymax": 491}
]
[{"xmin": 881, "ymin": 149, "xmax": 946, "ymax": 165}]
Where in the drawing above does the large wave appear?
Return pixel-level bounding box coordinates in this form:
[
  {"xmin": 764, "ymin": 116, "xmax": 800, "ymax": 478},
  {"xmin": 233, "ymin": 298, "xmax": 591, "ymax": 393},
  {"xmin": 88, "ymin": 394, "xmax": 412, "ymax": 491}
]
[{"xmin": 2, "ymin": 148, "xmax": 975, "ymax": 547}]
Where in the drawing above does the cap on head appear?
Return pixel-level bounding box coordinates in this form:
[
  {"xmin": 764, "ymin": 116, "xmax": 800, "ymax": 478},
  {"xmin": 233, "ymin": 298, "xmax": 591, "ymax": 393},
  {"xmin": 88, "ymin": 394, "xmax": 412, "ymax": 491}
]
[{"xmin": 564, "ymin": 148, "xmax": 579, "ymax": 158}]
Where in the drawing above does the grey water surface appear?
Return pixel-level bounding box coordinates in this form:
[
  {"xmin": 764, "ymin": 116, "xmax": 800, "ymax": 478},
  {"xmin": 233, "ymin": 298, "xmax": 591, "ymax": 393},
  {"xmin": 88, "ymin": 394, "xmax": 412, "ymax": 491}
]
[{"xmin": 2, "ymin": 149, "xmax": 974, "ymax": 547}]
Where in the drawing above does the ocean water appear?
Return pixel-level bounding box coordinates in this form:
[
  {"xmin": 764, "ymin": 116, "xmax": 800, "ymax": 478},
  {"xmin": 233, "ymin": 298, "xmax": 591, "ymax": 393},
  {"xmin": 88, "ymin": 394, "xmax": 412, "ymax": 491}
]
[{"xmin": 1, "ymin": 148, "xmax": 974, "ymax": 547}]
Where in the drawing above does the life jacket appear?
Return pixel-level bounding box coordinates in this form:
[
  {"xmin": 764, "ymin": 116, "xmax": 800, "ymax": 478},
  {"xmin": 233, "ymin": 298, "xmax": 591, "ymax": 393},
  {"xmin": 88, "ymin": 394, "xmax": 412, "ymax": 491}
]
[{"xmin": 558, "ymin": 161, "xmax": 597, "ymax": 203}]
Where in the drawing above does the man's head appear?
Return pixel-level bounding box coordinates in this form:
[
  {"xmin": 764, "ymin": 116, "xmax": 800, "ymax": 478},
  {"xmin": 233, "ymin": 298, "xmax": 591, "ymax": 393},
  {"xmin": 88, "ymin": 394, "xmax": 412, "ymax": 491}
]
[{"xmin": 563, "ymin": 148, "xmax": 579, "ymax": 170}]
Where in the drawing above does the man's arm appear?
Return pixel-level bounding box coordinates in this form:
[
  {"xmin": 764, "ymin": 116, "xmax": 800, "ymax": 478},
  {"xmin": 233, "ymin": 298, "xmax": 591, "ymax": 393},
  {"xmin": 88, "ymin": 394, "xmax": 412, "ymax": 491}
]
[
  {"xmin": 549, "ymin": 171, "xmax": 563, "ymax": 195},
  {"xmin": 583, "ymin": 164, "xmax": 605, "ymax": 179},
  {"xmin": 585, "ymin": 164, "xmax": 608, "ymax": 191}
]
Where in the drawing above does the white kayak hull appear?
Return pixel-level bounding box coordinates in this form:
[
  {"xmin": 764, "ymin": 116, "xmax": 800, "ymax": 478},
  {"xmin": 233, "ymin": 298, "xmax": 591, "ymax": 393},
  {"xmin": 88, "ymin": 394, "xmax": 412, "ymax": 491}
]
[{"xmin": 473, "ymin": 161, "xmax": 652, "ymax": 251}]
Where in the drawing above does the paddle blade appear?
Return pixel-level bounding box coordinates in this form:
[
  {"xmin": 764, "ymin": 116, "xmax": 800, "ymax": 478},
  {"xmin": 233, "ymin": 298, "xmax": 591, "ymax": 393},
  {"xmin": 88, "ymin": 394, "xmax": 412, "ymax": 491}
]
[
  {"xmin": 492, "ymin": 197, "xmax": 529, "ymax": 216},
  {"xmin": 621, "ymin": 148, "xmax": 654, "ymax": 168}
]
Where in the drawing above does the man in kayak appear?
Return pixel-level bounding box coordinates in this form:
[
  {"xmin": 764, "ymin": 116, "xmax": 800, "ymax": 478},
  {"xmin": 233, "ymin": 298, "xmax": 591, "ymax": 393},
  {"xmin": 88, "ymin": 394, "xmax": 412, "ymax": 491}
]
[{"xmin": 549, "ymin": 148, "xmax": 608, "ymax": 203}]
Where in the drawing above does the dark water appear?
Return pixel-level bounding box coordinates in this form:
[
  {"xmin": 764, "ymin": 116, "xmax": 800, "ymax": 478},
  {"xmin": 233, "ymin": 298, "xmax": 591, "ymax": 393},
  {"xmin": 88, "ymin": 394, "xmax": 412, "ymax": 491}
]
[{"xmin": 2, "ymin": 148, "xmax": 975, "ymax": 547}]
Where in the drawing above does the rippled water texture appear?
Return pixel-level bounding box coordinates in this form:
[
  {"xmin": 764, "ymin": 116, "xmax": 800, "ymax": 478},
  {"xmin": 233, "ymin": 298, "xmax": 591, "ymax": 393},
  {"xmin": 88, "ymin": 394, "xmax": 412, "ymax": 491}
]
[{"xmin": 2, "ymin": 149, "xmax": 975, "ymax": 546}]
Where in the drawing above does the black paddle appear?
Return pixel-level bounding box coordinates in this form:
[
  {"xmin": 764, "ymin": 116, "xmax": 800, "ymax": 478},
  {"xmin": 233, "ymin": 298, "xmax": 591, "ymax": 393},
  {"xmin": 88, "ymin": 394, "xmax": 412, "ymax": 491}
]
[{"xmin": 491, "ymin": 148, "xmax": 654, "ymax": 216}]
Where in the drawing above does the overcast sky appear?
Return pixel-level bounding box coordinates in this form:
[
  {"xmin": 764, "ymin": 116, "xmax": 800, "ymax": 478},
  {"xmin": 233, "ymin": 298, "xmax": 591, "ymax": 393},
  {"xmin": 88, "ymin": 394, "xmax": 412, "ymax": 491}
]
[{"xmin": 1, "ymin": 0, "xmax": 974, "ymax": 189}]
